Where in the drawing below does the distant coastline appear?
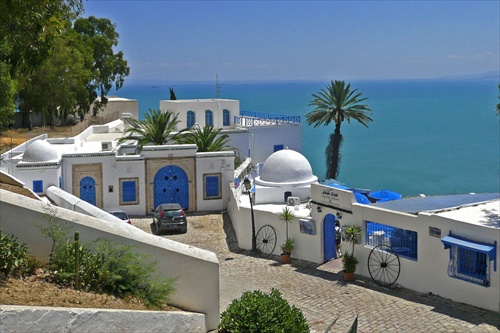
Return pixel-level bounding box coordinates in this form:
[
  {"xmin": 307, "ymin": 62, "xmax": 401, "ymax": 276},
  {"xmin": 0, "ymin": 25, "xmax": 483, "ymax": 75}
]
[{"xmin": 121, "ymin": 72, "xmax": 499, "ymax": 86}]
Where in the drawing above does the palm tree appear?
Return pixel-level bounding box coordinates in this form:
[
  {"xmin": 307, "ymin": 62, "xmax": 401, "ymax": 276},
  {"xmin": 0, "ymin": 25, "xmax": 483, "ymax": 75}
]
[
  {"xmin": 118, "ymin": 109, "xmax": 183, "ymax": 151},
  {"xmin": 279, "ymin": 207, "xmax": 296, "ymax": 241},
  {"xmin": 176, "ymin": 125, "xmax": 231, "ymax": 152},
  {"xmin": 496, "ymin": 84, "xmax": 499, "ymax": 116},
  {"xmin": 306, "ymin": 80, "xmax": 372, "ymax": 179}
]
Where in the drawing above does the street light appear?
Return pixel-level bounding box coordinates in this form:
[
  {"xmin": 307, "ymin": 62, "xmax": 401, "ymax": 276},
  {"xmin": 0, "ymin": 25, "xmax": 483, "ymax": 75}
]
[{"xmin": 243, "ymin": 178, "xmax": 257, "ymax": 252}]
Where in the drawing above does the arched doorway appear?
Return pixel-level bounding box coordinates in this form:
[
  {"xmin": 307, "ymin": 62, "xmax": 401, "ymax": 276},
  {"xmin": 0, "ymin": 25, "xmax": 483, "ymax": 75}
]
[
  {"xmin": 323, "ymin": 214, "xmax": 339, "ymax": 261},
  {"xmin": 80, "ymin": 176, "xmax": 96, "ymax": 205},
  {"xmin": 153, "ymin": 165, "xmax": 189, "ymax": 210}
]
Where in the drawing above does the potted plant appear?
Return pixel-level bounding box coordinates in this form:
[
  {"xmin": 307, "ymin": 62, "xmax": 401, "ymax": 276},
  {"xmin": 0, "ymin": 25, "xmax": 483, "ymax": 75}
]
[
  {"xmin": 280, "ymin": 238, "xmax": 295, "ymax": 264},
  {"xmin": 341, "ymin": 225, "xmax": 362, "ymax": 281},
  {"xmin": 279, "ymin": 207, "xmax": 296, "ymax": 264}
]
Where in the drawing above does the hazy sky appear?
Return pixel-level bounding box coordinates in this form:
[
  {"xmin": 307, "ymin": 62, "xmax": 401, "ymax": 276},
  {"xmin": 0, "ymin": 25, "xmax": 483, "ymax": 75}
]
[{"xmin": 84, "ymin": 0, "xmax": 499, "ymax": 82}]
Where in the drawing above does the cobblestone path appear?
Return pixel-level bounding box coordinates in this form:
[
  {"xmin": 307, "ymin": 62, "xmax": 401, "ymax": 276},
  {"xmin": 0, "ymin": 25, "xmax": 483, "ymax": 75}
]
[{"xmin": 132, "ymin": 213, "xmax": 500, "ymax": 333}]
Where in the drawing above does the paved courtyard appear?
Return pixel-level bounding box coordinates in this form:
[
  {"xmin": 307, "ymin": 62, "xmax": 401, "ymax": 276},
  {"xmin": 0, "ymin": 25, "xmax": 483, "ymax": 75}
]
[{"xmin": 132, "ymin": 213, "xmax": 500, "ymax": 333}]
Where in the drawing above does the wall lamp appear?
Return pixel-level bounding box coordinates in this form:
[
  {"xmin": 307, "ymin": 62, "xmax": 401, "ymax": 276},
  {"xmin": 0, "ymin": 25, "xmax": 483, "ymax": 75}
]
[
  {"xmin": 336, "ymin": 211, "xmax": 342, "ymax": 219},
  {"xmin": 316, "ymin": 205, "xmax": 322, "ymax": 213}
]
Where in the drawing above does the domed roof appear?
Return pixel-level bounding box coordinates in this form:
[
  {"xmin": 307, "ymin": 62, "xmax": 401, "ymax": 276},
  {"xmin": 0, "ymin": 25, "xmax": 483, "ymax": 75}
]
[
  {"xmin": 22, "ymin": 140, "xmax": 59, "ymax": 162},
  {"xmin": 259, "ymin": 148, "xmax": 316, "ymax": 184}
]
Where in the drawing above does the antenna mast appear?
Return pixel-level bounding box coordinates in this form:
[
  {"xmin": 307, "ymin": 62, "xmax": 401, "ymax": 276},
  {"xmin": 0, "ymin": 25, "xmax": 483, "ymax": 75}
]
[{"xmin": 216, "ymin": 74, "xmax": 221, "ymax": 98}]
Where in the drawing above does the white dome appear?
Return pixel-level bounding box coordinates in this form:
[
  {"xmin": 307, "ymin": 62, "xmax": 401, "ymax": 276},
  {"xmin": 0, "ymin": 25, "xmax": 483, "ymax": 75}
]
[
  {"xmin": 22, "ymin": 140, "xmax": 59, "ymax": 162},
  {"xmin": 258, "ymin": 148, "xmax": 316, "ymax": 184}
]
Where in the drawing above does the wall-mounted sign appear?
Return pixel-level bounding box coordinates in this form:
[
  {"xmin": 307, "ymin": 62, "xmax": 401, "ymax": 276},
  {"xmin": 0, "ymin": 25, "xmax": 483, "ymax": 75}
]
[
  {"xmin": 299, "ymin": 219, "xmax": 316, "ymax": 235},
  {"xmin": 321, "ymin": 188, "xmax": 339, "ymax": 202},
  {"xmin": 429, "ymin": 226, "xmax": 441, "ymax": 238}
]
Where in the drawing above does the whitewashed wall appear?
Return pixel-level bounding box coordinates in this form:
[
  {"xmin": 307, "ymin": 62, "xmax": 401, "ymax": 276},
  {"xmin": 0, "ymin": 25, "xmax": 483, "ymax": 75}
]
[
  {"xmin": 13, "ymin": 166, "xmax": 61, "ymax": 194},
  {"xmin": 0, "ymin": 190, "xmax": 220, "ymax": 330},
  {"xmin": 196, "ymin": 152, "xmax": 235, "ymax": 212},
  {"xmin": 160, "ymin": 99, "xmax": 240, "ymax": 130},
  {"xmin": 227, "ymin": 184, "xmax": 322, "ymax": 263},
  {"xmin": 247, "ymin": 124, "xmax": 302, "ymax": 164},
  {"xmin": 310, "ymin": 183, "xmax": 500, "ymax": 313}
]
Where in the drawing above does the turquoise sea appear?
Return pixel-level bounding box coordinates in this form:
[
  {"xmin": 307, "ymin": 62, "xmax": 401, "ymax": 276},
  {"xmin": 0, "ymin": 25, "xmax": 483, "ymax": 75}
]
[{"xmin": 110, "ymin": 79, "xmax": 500, "ymax": 197}]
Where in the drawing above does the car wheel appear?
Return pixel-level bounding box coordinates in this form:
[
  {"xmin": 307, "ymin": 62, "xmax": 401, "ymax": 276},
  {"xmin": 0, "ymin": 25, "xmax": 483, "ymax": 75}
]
[{"xmin": 153, "ymin": 222, "xmax": 159, "ymax": 235}]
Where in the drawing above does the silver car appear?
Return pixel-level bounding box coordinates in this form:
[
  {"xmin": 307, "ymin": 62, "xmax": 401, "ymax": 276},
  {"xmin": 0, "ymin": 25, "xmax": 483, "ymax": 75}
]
[{"xmin": 152, "ymin": 203, "xmax": 188, "ymax": 234}]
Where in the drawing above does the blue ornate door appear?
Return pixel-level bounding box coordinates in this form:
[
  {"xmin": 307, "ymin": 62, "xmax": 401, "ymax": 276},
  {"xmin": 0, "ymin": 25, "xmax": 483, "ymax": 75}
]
[
  {"xmin": 153, "ymin": 166, "xmax": 189, "ymax": 210},
  {"xmin": 80, "ymin": 176, "xmax": 96, "ymax": 205},
  {"xmin": 323, "ymin": 214, "xmax": 336, "ymax": 261}
]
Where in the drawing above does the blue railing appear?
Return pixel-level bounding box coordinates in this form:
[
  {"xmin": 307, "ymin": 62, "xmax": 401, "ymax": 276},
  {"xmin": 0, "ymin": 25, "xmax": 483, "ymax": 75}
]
[
  {"xmin": 366, "ymin": 221, "xmax": 418, "ymax": 260},
  {"xmin": 239, "ymin": 110, "xmax": 300, "ymax": 123},
  {"xmin": 234, "ymin": 111, "xmax": 300, "ymax": 127}
]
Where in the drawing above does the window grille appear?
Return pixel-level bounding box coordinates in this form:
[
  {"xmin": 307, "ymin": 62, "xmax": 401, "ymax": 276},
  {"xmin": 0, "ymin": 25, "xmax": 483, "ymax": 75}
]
[
  {"xmin": 448, "ymin": 246, "xmax": 490, "ymax": 286},
  {"xmin": 366, "ymin": 221, "xmax": 418, "ymax": 260}
]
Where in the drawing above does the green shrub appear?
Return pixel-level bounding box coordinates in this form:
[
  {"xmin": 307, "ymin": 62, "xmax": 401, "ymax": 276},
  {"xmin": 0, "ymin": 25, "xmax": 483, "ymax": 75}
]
[
  {"xmin": 50, "ymin": 238, "xmax": 176, "ymax": 308},
  {"xmin": 0, "ymin": 231, "xmax": 40, "ymax": 277},
  {"xmin": 219, "ymin": 288, "xmax": 310, "ymax": 333}
]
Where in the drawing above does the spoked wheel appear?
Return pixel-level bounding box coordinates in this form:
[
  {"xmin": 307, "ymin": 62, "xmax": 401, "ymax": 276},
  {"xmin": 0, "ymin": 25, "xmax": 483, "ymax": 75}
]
[
  {"xmin": 256, "ymin": 225, "xmax": 277, "ymax": 257},
  {"xmin": 368, "ymin": 244, "xmax": 401, "ymax": 287}
]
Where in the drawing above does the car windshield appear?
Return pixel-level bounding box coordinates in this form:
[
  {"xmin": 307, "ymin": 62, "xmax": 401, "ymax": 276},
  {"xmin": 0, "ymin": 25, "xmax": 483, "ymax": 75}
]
[
  {"xmin": 112, "ymin": 212, "xmax": 128, "ymax": 220},
  {"xmin": 162, "ymin": 209, "xmax": 182, "ymax": 217}
]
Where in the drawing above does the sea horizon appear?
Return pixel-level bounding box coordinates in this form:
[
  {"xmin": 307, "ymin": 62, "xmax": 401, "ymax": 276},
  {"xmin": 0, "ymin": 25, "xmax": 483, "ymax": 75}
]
[{"xmin": 110, "ymin": 78, "xmax": 500, "ymax": 198}]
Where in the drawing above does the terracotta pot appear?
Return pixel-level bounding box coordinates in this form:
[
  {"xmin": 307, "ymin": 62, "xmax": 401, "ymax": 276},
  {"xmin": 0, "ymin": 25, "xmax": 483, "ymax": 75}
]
[
  {"xmin": 281, "ymin": 253, "xmax": 291, "ymax": 264},
  {"xmin": 343, "ymin": 271, "xmax": 355, "ymax": 281}
]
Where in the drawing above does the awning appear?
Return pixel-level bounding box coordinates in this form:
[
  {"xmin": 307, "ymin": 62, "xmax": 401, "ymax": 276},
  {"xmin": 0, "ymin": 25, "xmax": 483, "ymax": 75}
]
[{"xmin": 441, "ymin": 235, "xmax": 496, "ymax": 269}]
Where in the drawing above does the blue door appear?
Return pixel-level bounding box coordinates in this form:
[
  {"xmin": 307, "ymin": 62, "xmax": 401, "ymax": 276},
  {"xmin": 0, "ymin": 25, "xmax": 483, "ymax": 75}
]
[
  {"xmin": 80, "ymin": 176, "xmax": 96, "ymax": 205},
  {"xmin": 323, "ymin": 214, "xmax": 337, "ymax": 261},
  {"xmin": 153, "ymin": 165, "xmax": 189, "ymax": 210}
]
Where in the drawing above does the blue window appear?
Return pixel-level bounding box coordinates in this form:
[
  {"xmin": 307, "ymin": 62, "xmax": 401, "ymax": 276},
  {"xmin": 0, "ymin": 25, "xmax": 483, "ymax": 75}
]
[
  {"xmin": 274, "ymin": 144, "xmax": 284, "ymax": 152},
  {"xmin": 204, "ymin": 174, "xmax": 221, "ymax": 199},
  {"xmin": 33, "ymin": 180, "xmax": 43, "ymax": 193},
  {"xmin": 366, "ymin": 221, "xmax": 418, "ymax": 260},
  {"xmin": 120, "ymin": 178, "xmax": 139, "ymax": 205},
  {"xmin": 205, "ymin": 110, "xmax": 213, "ymax": 126},
  {"xmin": 187, "ymin": 110, "xmax": 195, "ymax": 128},
  {"xmin": 442, "ymin": 234, "xmax": 496, "ymax": 287},
  {"xmin": 223, "ymin": 109, "xmax": 230, "ymax": 126}
]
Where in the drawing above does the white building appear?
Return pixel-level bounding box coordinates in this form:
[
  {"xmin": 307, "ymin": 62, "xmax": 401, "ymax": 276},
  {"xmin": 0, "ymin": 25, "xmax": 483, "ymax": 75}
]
[
  {"xmin": 228, "ymin": 159, "xmax": 500, "ymax": 312},
  {"xmin": 0, "ymin": 98, "xmax": 302, "ymax": 215}
]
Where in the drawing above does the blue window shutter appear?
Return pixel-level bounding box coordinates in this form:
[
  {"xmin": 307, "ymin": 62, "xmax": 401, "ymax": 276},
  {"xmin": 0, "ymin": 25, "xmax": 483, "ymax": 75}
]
[
  {"xmin": 205, "ymin": 176, "xmax": 219, "ymax": 197},
  {"xmin": 187, "ymin": 111, "xmax": 195, "ymax": 128},
  {"xmin": 122, "ymin": 180, "xmax": 136, "ymax": 202},
  {"xmin": 274, "ymin": 144, "xmax": 284, "ymax": 152},
  {"xmin": 223, "ymin": 109, "xmax": 230, "ymax": 126},
  {"xmin": 33, "ymin": 180, "xmax": 43, "ymax": 193},
  {"xmin": 205, "ymin": 110, "xmax": 213, "ymax": 126}
]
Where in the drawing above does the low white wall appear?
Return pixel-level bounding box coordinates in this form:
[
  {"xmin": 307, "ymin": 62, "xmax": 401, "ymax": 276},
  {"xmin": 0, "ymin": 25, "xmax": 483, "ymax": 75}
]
[
  {"xmin": 0, "ymin": 190, "xmax": 220, "ymax": 331},
  {"xmin": 0, "ymin": 305, "xmax": 206, "ymax": 333}
]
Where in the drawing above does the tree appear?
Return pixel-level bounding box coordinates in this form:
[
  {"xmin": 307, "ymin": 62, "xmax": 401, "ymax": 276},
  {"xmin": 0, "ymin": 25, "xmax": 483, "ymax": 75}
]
[
  {"xmin": 0, "ymin": 0, "xmax": 83, "ymax": 129},
  {"xmin": 176, "ymin": 126, "xmax": 231, "ymax": 152},
  {"xmin": 17, "ymin": 28, "xmax": 92, "ymax": 129},
  {"xmin": 306, "ymin": 80, "xmax": 372, "ymax": 179},
  {"xmin": 118, "ymin": 109, "xmax": 184, "ymax": 151},
  {"xmin": 73, "ymin": 16, "xmax": 130, "ymax": 117}
]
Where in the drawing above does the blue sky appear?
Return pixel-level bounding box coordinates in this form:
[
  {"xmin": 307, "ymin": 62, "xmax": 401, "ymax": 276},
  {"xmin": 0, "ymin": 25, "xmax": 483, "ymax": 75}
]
[{"xmin": 84, "ymin": 1, "xmax": 499, "ymax": 82}]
